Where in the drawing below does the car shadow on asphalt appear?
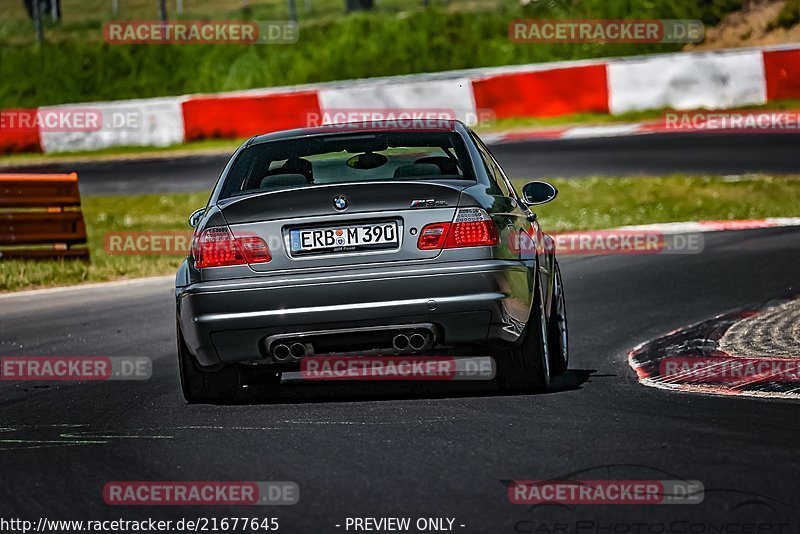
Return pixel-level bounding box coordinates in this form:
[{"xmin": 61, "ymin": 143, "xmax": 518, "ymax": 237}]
[{"xmin": 207, "ymin": 369, "xmax": 596, "ymax": 405}]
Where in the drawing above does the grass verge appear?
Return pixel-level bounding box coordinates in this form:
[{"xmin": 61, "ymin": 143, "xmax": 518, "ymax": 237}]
[
  {"xmin": 0, "ymin": 192, "xmax": 208, "ymax": 292},
  {"xmin": 515, "ymin": 174, "xmax": 800, "ymax": 232},
  {"xmin": 1, "ymin": 173, "xmax": 798, "ymax": 292},
  {"xmin": 0, "ymin": 138, "xmax": 246, "ymax": 168},
  {"xmin": 1, "ymin": 0, "xmax": 740, "ymax": 107}
]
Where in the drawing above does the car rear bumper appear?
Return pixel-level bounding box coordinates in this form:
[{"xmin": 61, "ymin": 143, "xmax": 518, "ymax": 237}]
[{"xmin": 176, "ymin": 259, "xmax": 534, "ymax": 366}]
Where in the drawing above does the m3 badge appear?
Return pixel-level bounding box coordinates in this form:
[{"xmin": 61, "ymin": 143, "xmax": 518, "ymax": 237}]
[{"xmin": 410, "ymin": 199, "xmax": 447, "ymax": 208}]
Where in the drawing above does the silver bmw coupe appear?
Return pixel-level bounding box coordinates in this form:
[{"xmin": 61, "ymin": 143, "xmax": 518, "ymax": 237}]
[{"xmin": 175, "ymin": 120, "xmax": 567, "ymax": 402}]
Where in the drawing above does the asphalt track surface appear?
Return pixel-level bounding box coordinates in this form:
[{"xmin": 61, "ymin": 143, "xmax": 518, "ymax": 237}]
[
  {"xmin": 2, "ymin": 227, "xmax": 800, "ymax": 531},
  {"xmin": 5, "ymin": 132, "xmax": 800, "ymax": 196}
]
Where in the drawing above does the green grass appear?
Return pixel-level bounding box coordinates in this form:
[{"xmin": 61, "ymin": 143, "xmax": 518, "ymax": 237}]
[
  {"xmin": 0, "ymin": 192, "xmax": 208, "ymax": 292},
  {"xmin": 2, "ymin": 173, "xmax": 799, "ymax": 292},
  {"xmin": 1, "ymin": 0, "xmax": 505, "ymax": 41},
  {"xmin": 0, "ymin": 137, "xmax": 246, "ymax": 167},
  {"xmin": 770, "ymin": 0, "xmax": 800, "ymax": 30},
  {"xmin": 514, "ymin": 175, "xmax": 800, "ymax": 232},
  {"xmin": 0, "ymin": 0, "xmax": 741, "ymax": 108}
]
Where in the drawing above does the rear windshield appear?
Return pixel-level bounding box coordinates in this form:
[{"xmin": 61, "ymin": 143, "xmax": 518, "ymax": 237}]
[{"xmin": 220, "ymin": 131, "xmax": 474, "ymax": 199}]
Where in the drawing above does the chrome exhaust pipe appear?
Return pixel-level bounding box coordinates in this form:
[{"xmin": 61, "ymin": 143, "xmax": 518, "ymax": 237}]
[
  {"xmin": 272, "ymin": 343, "xmax": 291, "ymax": 362},
  {"xmin": 290, "ymin": 342, "xmax": 307, "ymax": 359},
  {"xmin": 392, "ymin": 334, "xmax": 410, "ymax": 351},
  {"xmin": 409, "ymin": 333, "xmax": 427, "ymax": 351}
]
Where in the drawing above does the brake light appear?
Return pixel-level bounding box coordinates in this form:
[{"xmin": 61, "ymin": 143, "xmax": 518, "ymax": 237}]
[
  {"xmin": 417, "ymin": 208, "xmax": 499, "ymax": 250},
  {"xmin": 237, "ymin": 236, "xmax": 272, "ymax": 264},
  {"xmin": 192, "ymin": 227, "xmax": 271, "ymax": 268},
  {"xmin": 417, "ymin": 223, "xmax": 451, "ymax": 250}
]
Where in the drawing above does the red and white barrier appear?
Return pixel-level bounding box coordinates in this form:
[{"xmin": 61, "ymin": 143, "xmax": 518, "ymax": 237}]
[
  {"xmin": 763, "ymin": 48, "xmax": 800, "ymax": 100},
  {"xmin": 473, "ymin": 63, "xmax": 609, "ymax": 118},
  {"xmin": 182, "ymin": 90, "xmax": 320, "ymax": 141},
  {"xmin": 317, "ymin": 77, "xmax": 477, "ymax": 123},
  {"xmin": 2, "ymin": 44, "xmax": 800, "ymax": 154},
  {"xmin": 36, "ymin": 97, "xmax": 187, "ymax": 154},
  {"xmin": 0, "ymin": 109, "xmax": 41, "ymax": 154},
  {"xmin": 607, "ymin": 49, "xmax": 767, "ymax": 114}
]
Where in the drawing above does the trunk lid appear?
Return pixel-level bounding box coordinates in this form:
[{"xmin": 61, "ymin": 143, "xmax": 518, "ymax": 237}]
[{"xmin": 218, "ymin": 181, "xmax": 471, "ymax": 272}]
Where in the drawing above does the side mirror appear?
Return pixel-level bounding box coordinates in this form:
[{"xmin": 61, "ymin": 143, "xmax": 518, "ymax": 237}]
[
  {"xmin": 521, "ymin": 181, "xmax": 558, "ymax": 205},
  {"xmin": 188, "ymin": 208, "xmax": 206, "ymax": 228}
]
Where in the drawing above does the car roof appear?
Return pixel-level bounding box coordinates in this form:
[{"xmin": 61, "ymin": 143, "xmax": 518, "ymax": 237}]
[{"xmin": 248, "ymin": 119, "xmax": 468, "ymax": 146}]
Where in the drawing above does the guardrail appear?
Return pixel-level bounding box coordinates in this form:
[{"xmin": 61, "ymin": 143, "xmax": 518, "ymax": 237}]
[
  {"xmin": 3, "ymin": 45, "xmax": 800, "ymax": 154},
  {"xmin": 0, "ymin": 173, "xmax": 90, "ymax": 260}
]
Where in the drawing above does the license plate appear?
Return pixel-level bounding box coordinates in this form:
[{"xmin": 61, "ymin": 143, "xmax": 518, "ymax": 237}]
[{"xmin": 290, "ymin": 222, "xmax": 398, "ymax": 254}]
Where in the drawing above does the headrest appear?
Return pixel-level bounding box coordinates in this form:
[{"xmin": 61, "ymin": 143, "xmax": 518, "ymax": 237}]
[
  {"xmin": 259, "ymin": 173, "xmax": 310, "ymax": 190},
  {"xmin": 393, "ymin": 163, "xmax": 441, "ymax": 178},
  {"xmin": 282, "ymin": 157, "xmax": 313, "ymax": 175},
  {"xmin": 414, "ymin": 156, "xmax": 459, "ymax": 175}
]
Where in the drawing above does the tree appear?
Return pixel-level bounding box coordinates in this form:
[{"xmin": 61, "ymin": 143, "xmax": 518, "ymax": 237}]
[
  {"xmin": 345, "ymin": 0, "xmax": 374, "ymax": 12},
  {"xmin": 24, "ymin": 0, "xmax": 60, "ymax": 22}
]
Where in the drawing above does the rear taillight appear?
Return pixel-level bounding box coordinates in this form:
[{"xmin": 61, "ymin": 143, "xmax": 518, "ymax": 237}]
[
  {"xmin": 445, "ymin": 208, "xmax": 500, "ymax": 248},
  {"xmin": 417, "ymin": 223, "xmax": 451, "ymax": 250},
  {"xmin": 237, "ymin": 236, "xmax": 272, "ymax": 264},
  {"xmin": 192, "ymin": 227, "xmax": 271, "ymax": 268},
  {"xmin": 417, "ymin": 208, "xmax": 499, "ymax": 250}
]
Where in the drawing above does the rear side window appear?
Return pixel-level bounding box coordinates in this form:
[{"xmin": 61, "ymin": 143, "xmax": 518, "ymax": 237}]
[
  {"xmin": 220, "ymin": 131, "xmax": 474, "ymax": 198},
  {"xmin": 470, "ymin": 131, "xmax": 511, "ymax": 197}
]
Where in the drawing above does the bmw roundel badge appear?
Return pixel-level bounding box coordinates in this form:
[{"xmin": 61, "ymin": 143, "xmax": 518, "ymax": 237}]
[{"xmin": 333, "ymin": 195, "xmax": 349, "ymax": 211}]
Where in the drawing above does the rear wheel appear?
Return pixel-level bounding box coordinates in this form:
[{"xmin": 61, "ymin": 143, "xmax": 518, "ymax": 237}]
[
  {"xmin": 177, "ymin": 322, "xmax": 245, "ymax": 403},
  {"xmin": 548, "ymin": 261, "xmax": 569, "ymax": 375},
  {"xmin": 496, "ymin": 282, "xmax": 551, "ymax": 392}
]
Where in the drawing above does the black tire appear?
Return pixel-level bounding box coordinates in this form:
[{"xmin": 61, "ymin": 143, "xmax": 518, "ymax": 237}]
[
  {"xmin": 496, "ymin": 282, "xmax": 551, "ymax": 392},
  {"xmin": 548, "ymin": 261, "xmax": 569, "ymax": 375},
  {"xmin": 177, "ymin": 322, "xmax": 244, "ymax": 403},
  {"xmin": 241, "ymin": 365, "xmax": 282, "ymax": 389}
]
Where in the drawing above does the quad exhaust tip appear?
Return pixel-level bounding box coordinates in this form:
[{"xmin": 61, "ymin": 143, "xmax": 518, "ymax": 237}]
[
  {"xmin": 273, "ymin": 343, "xmax": 291, "ymax": 362},
  {"xmin": 290, "ymin": 343, "xmax": 307, "ymax": 359},
  {"xmin": 393, "ymin": 332, "xmax": 430, "ymax": 352},
  {"xmin": 392, "ymin": 334, "xmax": 410, "ymax": 351},
  {"xmin": 271, "ymin": 342, "xmax": 308, "ymax": 362},
  {"xmin": 409, "ymin": 333, "xmax": 427, "ymax": 351}
]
